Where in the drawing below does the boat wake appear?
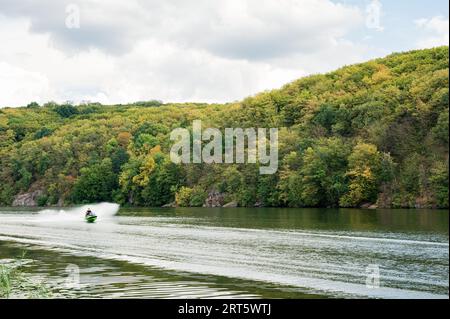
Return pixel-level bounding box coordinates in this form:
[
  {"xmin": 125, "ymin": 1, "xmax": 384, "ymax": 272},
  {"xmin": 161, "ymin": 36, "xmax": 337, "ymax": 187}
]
[{"xmin": 34, "ymin": 202, "xmax": 119, "ymax": 223}]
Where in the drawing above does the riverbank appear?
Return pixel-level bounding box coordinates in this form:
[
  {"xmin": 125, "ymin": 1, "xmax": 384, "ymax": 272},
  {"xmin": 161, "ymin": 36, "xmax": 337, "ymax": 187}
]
[
  {"xmin": 0, "ymin": 259, "xmax": 53, "ymax": 298},
  {"xmin": 3, "ymin": 201, "xmax": 449, "ymax": 210}
]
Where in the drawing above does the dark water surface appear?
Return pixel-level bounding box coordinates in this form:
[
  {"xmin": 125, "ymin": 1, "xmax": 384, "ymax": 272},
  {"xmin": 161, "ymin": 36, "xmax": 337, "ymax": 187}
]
[{"xmin": 0, "ymin": 205, "xmax": 448, "ymax": 298}]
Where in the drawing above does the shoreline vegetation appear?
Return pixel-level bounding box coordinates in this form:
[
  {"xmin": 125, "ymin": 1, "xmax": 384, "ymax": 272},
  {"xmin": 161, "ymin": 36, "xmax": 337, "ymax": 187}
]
[
  {"xmin": 0, "ymin": 258, "xmax": 53, "ymax": 299},
  {"xmin": 2, "ymin": 204, "xmax": 450, "ymax": 210},
  {"xmin": 0, "ymin": 47, "xmax": 448, "ymax": 210}
]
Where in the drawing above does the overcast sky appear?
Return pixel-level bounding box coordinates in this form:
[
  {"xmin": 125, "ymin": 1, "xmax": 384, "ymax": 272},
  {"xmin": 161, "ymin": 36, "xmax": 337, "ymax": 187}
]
[{"xmin": 0, "ymin": 0, "xmax": 448, "ymax": 107}]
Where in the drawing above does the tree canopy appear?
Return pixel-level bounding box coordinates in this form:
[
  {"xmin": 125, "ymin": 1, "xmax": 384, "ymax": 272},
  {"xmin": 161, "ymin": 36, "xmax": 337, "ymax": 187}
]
[{"xmin": 0, "ymin": 47, "xmax": 448, "ymax": 208}]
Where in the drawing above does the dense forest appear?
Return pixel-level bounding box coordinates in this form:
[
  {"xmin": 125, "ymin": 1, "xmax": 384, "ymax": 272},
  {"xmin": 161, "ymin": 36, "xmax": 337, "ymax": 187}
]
[{"xmin": 0, "ymin": 46, "xmax": 448, "ymax": 208}]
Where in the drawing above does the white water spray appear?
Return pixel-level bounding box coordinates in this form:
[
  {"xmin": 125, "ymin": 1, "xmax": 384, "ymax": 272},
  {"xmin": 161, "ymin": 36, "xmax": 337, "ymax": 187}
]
[{"xmin": 35, "ymin": 202, "xmax": 120, "ymax": 223}]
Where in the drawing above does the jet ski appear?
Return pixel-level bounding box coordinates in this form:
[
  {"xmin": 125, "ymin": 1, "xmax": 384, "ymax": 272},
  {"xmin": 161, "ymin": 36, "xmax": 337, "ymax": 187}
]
[
  {"xmin": 85, "ymin": 208, "xmax": 97, "ymax": 223},
  {"xmin": 85, "ymin": 213, "xmax": 97, "ymax": 223}
]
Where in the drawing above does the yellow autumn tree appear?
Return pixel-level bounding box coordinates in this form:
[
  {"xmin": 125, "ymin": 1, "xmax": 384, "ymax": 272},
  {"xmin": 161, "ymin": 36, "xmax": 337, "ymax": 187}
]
[
  {"xmin": 131, "ymin": 146, "xmax": 161, "ymax": 187},
  {"xmin": 340, "ymin": 143, "xmax": 382, "ymax": 207}
]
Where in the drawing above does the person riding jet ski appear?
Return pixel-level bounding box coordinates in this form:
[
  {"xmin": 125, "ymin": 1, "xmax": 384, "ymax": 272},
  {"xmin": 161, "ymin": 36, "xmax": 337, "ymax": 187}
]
[
  {"xmin": 85, "ymin": 208, "xmax": 98, "ymax": 223},
  {"xmin": 85, "ymin": 208, "xmax": 95, "ymax": 217}
]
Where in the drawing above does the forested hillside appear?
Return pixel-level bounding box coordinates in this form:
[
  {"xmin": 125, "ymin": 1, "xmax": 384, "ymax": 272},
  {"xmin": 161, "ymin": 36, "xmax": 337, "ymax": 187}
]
[{"xmin": 0, "ymin": 46, "xmax": 448, "ymax": 208}]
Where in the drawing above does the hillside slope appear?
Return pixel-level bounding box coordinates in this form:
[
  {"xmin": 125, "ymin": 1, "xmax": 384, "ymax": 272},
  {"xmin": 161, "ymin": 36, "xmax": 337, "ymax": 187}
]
[{"xmin": 0, "ymin": 46, "xmax": 448, "ymax": 208}]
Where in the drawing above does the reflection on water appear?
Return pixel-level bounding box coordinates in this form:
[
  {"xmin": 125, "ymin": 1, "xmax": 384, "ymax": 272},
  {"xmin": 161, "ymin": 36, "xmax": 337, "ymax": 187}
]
[
  {"xmin": 0, "ymin": 242, "xmax": 279, "ymax": 299},
  {"xmin": 0, "ymin": 206, "xmax": 448, "ymax": 299},
  {"xmin": 118, "ymin": 207, "xmax": 449, "ymax": 234}
]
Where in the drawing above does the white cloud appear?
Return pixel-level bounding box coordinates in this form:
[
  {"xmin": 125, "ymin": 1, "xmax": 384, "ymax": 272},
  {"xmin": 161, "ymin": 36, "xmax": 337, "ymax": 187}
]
[
  {"xmin": 83, "ymin": 39, "xmax": 306, "ymax": 104},
  {"xmin": 0, "ymin": 0, "xmax": 363, "ymax": 59},
  {"xmin": 161, "ymin": 0, "xmax": 363, "ymax": 60},
  {"xmin": 0, "ymin": 62, "xmax": 54, "ymax": 106},
  {"xmin": 415, "ymin": 16, "xmax": 449, "ymax": 48},
  {"xmin": 0, "ymin": 0, "xmax": 374, "ymax": 107}
]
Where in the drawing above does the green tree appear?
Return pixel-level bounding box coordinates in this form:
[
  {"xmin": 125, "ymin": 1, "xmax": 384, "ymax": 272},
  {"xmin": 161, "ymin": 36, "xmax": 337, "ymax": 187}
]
[
  {"xmin": 71, "ymin": 158, "xmax": 117, "ymax": 203},
  {"xmin": 429, "ymin": 161, "xmax": 449, "ymax": 208},
  {"xmin": 53, "ymin": 104, "xmax": 78, "ymax": 118},
  {"xmin": 299, "ymin": 138, "xmax": 350, "ymax": 207}
]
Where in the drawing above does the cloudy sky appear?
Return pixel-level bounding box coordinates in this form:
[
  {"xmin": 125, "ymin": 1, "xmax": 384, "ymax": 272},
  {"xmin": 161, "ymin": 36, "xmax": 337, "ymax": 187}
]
[{"xmin": 0, "ymin": 0, "xmax": 448, "ymax": 107}]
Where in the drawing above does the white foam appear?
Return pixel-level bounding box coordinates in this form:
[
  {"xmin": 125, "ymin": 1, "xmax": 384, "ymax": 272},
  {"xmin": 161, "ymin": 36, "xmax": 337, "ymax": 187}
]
[{"xmin": 35, "ymin": 202, "xmax": 119, "ymax": 222}]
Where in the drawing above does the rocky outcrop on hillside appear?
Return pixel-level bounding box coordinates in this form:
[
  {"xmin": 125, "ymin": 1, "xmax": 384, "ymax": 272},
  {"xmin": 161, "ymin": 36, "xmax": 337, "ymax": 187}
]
[
  {"xmin": 203, "ymin": 191, "xmax": 225, "ymax": 207},
  {"xmin": 12, "ymin": 190, "xmax": 44, "ymax": 206},
  {"xmin": 162, "ymin": 201, "xmax": 176, "ymax": 208}
]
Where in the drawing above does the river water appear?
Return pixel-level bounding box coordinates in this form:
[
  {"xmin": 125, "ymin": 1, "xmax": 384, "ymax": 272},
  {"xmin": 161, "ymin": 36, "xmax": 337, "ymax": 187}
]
[{"xmin": 0, "ymin": 203, "xmax": 448, "ymax": 299}]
